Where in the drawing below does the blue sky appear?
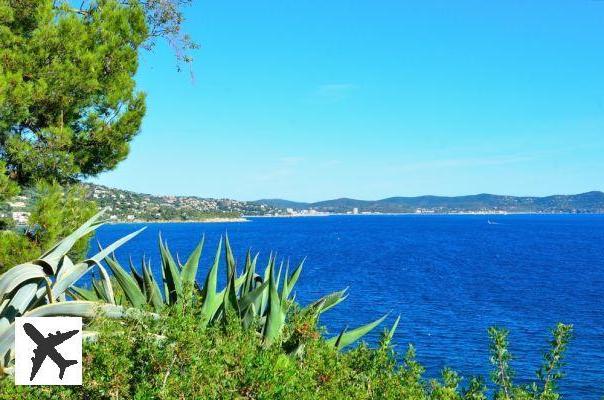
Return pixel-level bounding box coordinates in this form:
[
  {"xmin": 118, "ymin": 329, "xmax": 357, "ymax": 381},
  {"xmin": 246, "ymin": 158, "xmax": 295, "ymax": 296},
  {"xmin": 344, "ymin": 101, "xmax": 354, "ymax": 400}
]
[{"xmin": 91, "ymin": 1, "xmax": 604, "ymax": 202}]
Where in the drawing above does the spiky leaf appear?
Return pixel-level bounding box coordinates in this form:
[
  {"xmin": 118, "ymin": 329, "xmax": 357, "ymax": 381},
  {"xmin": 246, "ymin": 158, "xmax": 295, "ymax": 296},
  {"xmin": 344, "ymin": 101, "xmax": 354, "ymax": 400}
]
[
  {"xmin": 182, "ymin": 236, "xmax": 204, "ymax": 285},
  {"xmin": 104, "ymin": 256, "xmax": 146, "ymax": 308},
  {"xmin": 326, "ymin": 314, "xmax": 388, "ymax": 350}
]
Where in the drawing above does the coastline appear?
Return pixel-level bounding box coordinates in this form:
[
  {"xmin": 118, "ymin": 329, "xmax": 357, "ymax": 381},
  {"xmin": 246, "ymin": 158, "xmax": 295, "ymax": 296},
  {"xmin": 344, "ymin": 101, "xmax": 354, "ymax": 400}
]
[
  {"xmin": 245, "ymin": 211, "xmax": 601, "ymax": 217},
  {"xmin": 108, "ymin": 217, "xmax": 250, "ymax": 224},
  {"xmin": 107, "ymin": 212, "xmax": 603, "ymax": 224}
]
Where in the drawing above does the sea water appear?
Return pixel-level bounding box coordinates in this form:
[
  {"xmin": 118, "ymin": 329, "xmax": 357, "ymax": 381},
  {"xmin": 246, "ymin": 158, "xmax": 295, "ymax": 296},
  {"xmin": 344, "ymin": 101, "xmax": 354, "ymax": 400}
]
[{"xmin": 91, "ymin": 214, "xmax": 604, "ymax": 398}]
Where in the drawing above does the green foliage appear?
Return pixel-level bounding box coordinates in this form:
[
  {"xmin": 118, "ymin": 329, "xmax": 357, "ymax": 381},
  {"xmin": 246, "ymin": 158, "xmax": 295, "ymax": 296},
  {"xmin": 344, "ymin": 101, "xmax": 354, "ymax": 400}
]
[
  {"xmin": 0, "ymin": 210, "xmax": 145, "ymax": 372},
  {"xmin": 0, "ymin": 162, "xmax": 18, "ymax": 202},
  {"xmin": 74, "ymin": 233, "xmax": 387, "ymax": 352},
  {"xmin": 0, "ymin": 0, "xmax": 196, "ymax": 274},
  {"xmin": 537, "ymin": 323, "xmax": 573, "ymax": 400},
  {"xmin": 0, "ymin": 0, "xmax": 196, "ymax": 187},
  {"xmin": 0, "ymin": 302, "xmax": 574, "ymax": 400},
  {"xmin": 488, "ymin": 324, "xmax": 574, "ymax": 400},
  {"xmin": 489, "ymin": 327, "xmax": 514, "ymax": 399},
  {"xmin": 0, "ymin": 0, "xmax": 147, "ymax": 185},
  {"xmin": 0, "ymin": 181, "xmax": 97, "ymax": 272},
  {"xmin": 87, "ymin": 183, "xmax": 270, "ymax": 222}
]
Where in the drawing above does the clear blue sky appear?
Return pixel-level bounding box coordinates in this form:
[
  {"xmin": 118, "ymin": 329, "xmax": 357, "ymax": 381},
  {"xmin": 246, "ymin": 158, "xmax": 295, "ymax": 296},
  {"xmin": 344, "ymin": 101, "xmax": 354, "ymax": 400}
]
[{"xmin": 91, "ymin": 0, "xmax": 604, "ymax": 202}]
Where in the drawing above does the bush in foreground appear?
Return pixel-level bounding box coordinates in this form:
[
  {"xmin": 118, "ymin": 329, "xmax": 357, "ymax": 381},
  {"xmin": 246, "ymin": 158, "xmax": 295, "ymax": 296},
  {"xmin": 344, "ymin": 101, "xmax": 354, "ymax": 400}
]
[
  {"xmin": 0, "ymin": 211, "xmax": 573, "ymax": 399},
  {"xmin": 0, "ymin": 296, "xmax": 572, "ymax": 400}
]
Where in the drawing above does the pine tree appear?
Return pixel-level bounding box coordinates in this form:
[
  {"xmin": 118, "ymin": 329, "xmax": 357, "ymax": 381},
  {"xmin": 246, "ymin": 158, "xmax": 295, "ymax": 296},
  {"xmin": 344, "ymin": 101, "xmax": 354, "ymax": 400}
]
[{"xmin": 0, "ymin": 0, "xmax": 195, "ymax": 270}]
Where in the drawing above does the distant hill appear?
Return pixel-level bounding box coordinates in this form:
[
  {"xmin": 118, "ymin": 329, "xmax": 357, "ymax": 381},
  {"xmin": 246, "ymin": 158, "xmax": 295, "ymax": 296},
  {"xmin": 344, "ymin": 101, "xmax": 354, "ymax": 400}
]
[
  {"xmin": 84, "ymin": 184, "xmax": 278, "ymax": 221},
  {"xmin": 3, "ymin": 184, "xmax": 280, "ymax": 224},
  {"xmin": 256, "ymin": 191, "xmax": 604, "ymax": 214},
  {"xmin": 253, "ymin": 199, "xmax": 310, "ymax": 210}
]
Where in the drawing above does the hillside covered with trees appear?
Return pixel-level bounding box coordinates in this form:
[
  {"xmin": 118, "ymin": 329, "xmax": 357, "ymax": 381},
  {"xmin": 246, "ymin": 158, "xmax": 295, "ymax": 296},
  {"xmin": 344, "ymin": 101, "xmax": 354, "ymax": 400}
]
[{"xmin": 258, "ymin": 191, "xmax": 604, "ymax": 214}]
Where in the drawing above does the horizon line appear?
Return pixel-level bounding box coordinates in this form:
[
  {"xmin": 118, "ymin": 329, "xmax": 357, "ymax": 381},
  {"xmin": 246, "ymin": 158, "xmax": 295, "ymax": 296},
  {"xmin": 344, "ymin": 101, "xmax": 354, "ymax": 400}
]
[{"xmin": 86, "ymin": 183, "xmax": 603, "ymax": 203}]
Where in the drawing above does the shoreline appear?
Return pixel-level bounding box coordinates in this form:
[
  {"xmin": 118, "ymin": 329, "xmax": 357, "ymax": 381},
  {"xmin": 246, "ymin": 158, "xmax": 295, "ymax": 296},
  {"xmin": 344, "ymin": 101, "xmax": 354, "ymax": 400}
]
[
  {"xmin": 246, "ymin": 212, "xmax": 602, "ymax": 217},
  {"xmin": 107, "ymin": 212, "xmax": 604, "ymax": 224},
  {"xmin": 108, "ymin": 217, "xmax": 250, "ymax": 224}
]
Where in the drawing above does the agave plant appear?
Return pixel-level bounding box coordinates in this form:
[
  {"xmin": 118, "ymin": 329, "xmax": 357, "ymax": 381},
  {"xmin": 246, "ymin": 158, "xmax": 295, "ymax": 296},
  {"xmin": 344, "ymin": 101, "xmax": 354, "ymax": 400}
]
[
  {"xmin": 0, "ymin": 210, "xmax": 146, "ymax": 373},
  {"xmin": 71, "ymin": 234, "xmax": 391, "ymax": 349}
]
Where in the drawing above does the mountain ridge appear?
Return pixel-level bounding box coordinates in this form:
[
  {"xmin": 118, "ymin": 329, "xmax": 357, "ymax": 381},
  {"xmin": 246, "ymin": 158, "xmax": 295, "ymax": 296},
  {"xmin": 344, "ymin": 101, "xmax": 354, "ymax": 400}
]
[{"xmin": 256, "ymin": 191, "xmax": 604, "ymax": 214}]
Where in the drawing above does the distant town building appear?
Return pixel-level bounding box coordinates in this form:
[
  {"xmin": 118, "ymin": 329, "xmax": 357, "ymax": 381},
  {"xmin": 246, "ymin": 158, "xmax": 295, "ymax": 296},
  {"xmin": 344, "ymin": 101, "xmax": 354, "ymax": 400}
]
[
  {"xmin": 12, "ymin": 211, "xmax": 30, "ymax": 225},
  {"xmin": 352, "ymin": 208, "xmax": 359, "ymax": 214}
]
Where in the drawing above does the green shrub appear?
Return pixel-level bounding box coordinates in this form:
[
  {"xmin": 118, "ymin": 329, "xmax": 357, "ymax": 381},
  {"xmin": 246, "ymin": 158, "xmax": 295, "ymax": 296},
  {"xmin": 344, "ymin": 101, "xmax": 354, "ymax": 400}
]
[
  {"xmin": 0, "ymin": 181, "xmax": 97, "ymax": 273},
  {"xmin": 0, "ymin": 298, "xmax": 573, "ymax": 400}
]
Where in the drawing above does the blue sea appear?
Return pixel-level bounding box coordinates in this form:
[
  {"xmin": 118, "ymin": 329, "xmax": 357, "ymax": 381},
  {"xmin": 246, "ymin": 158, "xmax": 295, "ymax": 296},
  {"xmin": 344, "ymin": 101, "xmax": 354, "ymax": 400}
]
[{"xmin": 91, "ymin": 215, "xmax": 604, "ymax": 398}]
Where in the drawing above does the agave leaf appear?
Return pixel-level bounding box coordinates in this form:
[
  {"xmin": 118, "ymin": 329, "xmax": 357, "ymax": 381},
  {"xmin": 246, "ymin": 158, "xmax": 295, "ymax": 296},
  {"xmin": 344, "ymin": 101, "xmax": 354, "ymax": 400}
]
[
  {"xmin": 54, "ymin": 227, "xmax": 145, "ymax": 306},
  {"xmin": 39, "ymin": 209, "xmax": 107, "ymax": 272},
  {"xmin": 281, "ymin": 258, "xmax": 304, "ymax": 301},
  {"xmin": 319, "ymin": 289, "xmax": 348, "ymax": 314},
  {"xmin": 333, "ymin": 326, "xmax": 347, "ymax": 349},
  {"xmin": 241, "ymin": 250, "xmax": 253, "ymax": 294},
  {"xmin": 129, "ymin": 256, "xmax": 145, "ymax": 292},
  {"xmin": 249, "ymin": 254, "xmax": 259, "ymax": 285},
  {"xmin": 285, "ymin": 258, "xmax": 304, "ymax": 298},
  {"xmin": 0, "ymin": 283, "xmax": 38, "ymax": 335},
  {"xmin": 92, "ymin": 280, "xmax": 109, "ymax": 303},
  {"xmin": 159, "ymin": 235, "xmax": 182, "ymax": 303},
  {"xmin": 90, "ymin": 228, "xmax": 146, "ymax": 266},
  {"xmin": 27, "ymin": 301, "xmax": 127, "ymax": 318},
  {"xmin": 55, "ymin": 256, "xmax": 74, "ymax": 283},
  {"xmin": 239, "ymin": 281, "xmax": 268, "ymax": 313},
  {"xmin": 51, "ymin": 261, "xmax": 103, "ymax": 304},
  {"xmin": 250, "ymin": 275, "xmax": 264, "ymax": 313},
  {"xmin": 0, "ymin": 301, "xmax": 128, "ymax": 363},
  {"xmin": 262, "ymin": 258, "xmax": 285, "ymax": 346},
  {"xmin": 30, "ymin": 257, "xmax": 74, "ymax": 307},
  {"xmin": 304, "ymin": 289, "xmax": 348, "ymax": 316},
  {"xmin": 143, "ymin": 260, "xmax": 164, "ymax": 311},
  {"xmin": 181, "ymin": 236, "xmax": 205, "ymax": 285},
  {"xmin": 281, "ymin": 262, "xmax": 290, "ymax": 301},
  {"xmin": 304, "ymin": 298, "xmax": 327, "ymax": 323},
  {"xmin": 216, "ymin": 237, "xmax": 242, "ymax": 324},
  {"xmin": 221, "ymin": 266, "xmax": 240, "ymax": 323},
  {"xmin": 275, "ymin": 260, "xmax": 283, "ymax": 291},
  {"xmin": 384, "ymin": 315, "xmax": 401, "ymax": 345},
  {"xmin": 224, "ymin": 235, "xmax": 236, "ymax": 274},
  {"xmin": 242, "ymin": 303, "xmax": 257, "ymax": 330},
  {"xmin": 326, "ymin": 314, "xmax": 388, "ymax": 350},
  {"xmin": 240, "ymin": 253, "xmax": 249, "ymax": 294},
  {"xmin": 42, "ymin": 228, "xmax": 144, "ymax": 305},
  {"xmin": 104, "ymin": 256, "xmax": 146, "ymax": 308},
  {"xmin": 260, "ymin": 255, "xmax": 272, "ymax": 315},
  {"xmin": 160, "ymin": 256, "xmax": 170, "ymax": 305},
  {"xmin": 199, "ymin": 238, "xmax": 222, "ymax": 327},
  {"xmin": 0, "ymin": 263, "xmax": 46, "ymax": 301},
  {"xmin": 0, "ymin": 299, "xmax": 8, "ymax": 319},
  {"xmin": 95, "ymin": 262, "xmax": 116, "ymax": 305},
  {"xmin": 68, "ymin": 286, "xmax": 99, "ymax": 301},
  {"xmin": 234, "ymin": 274, "xmax": 247, "ymax": 289}
]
